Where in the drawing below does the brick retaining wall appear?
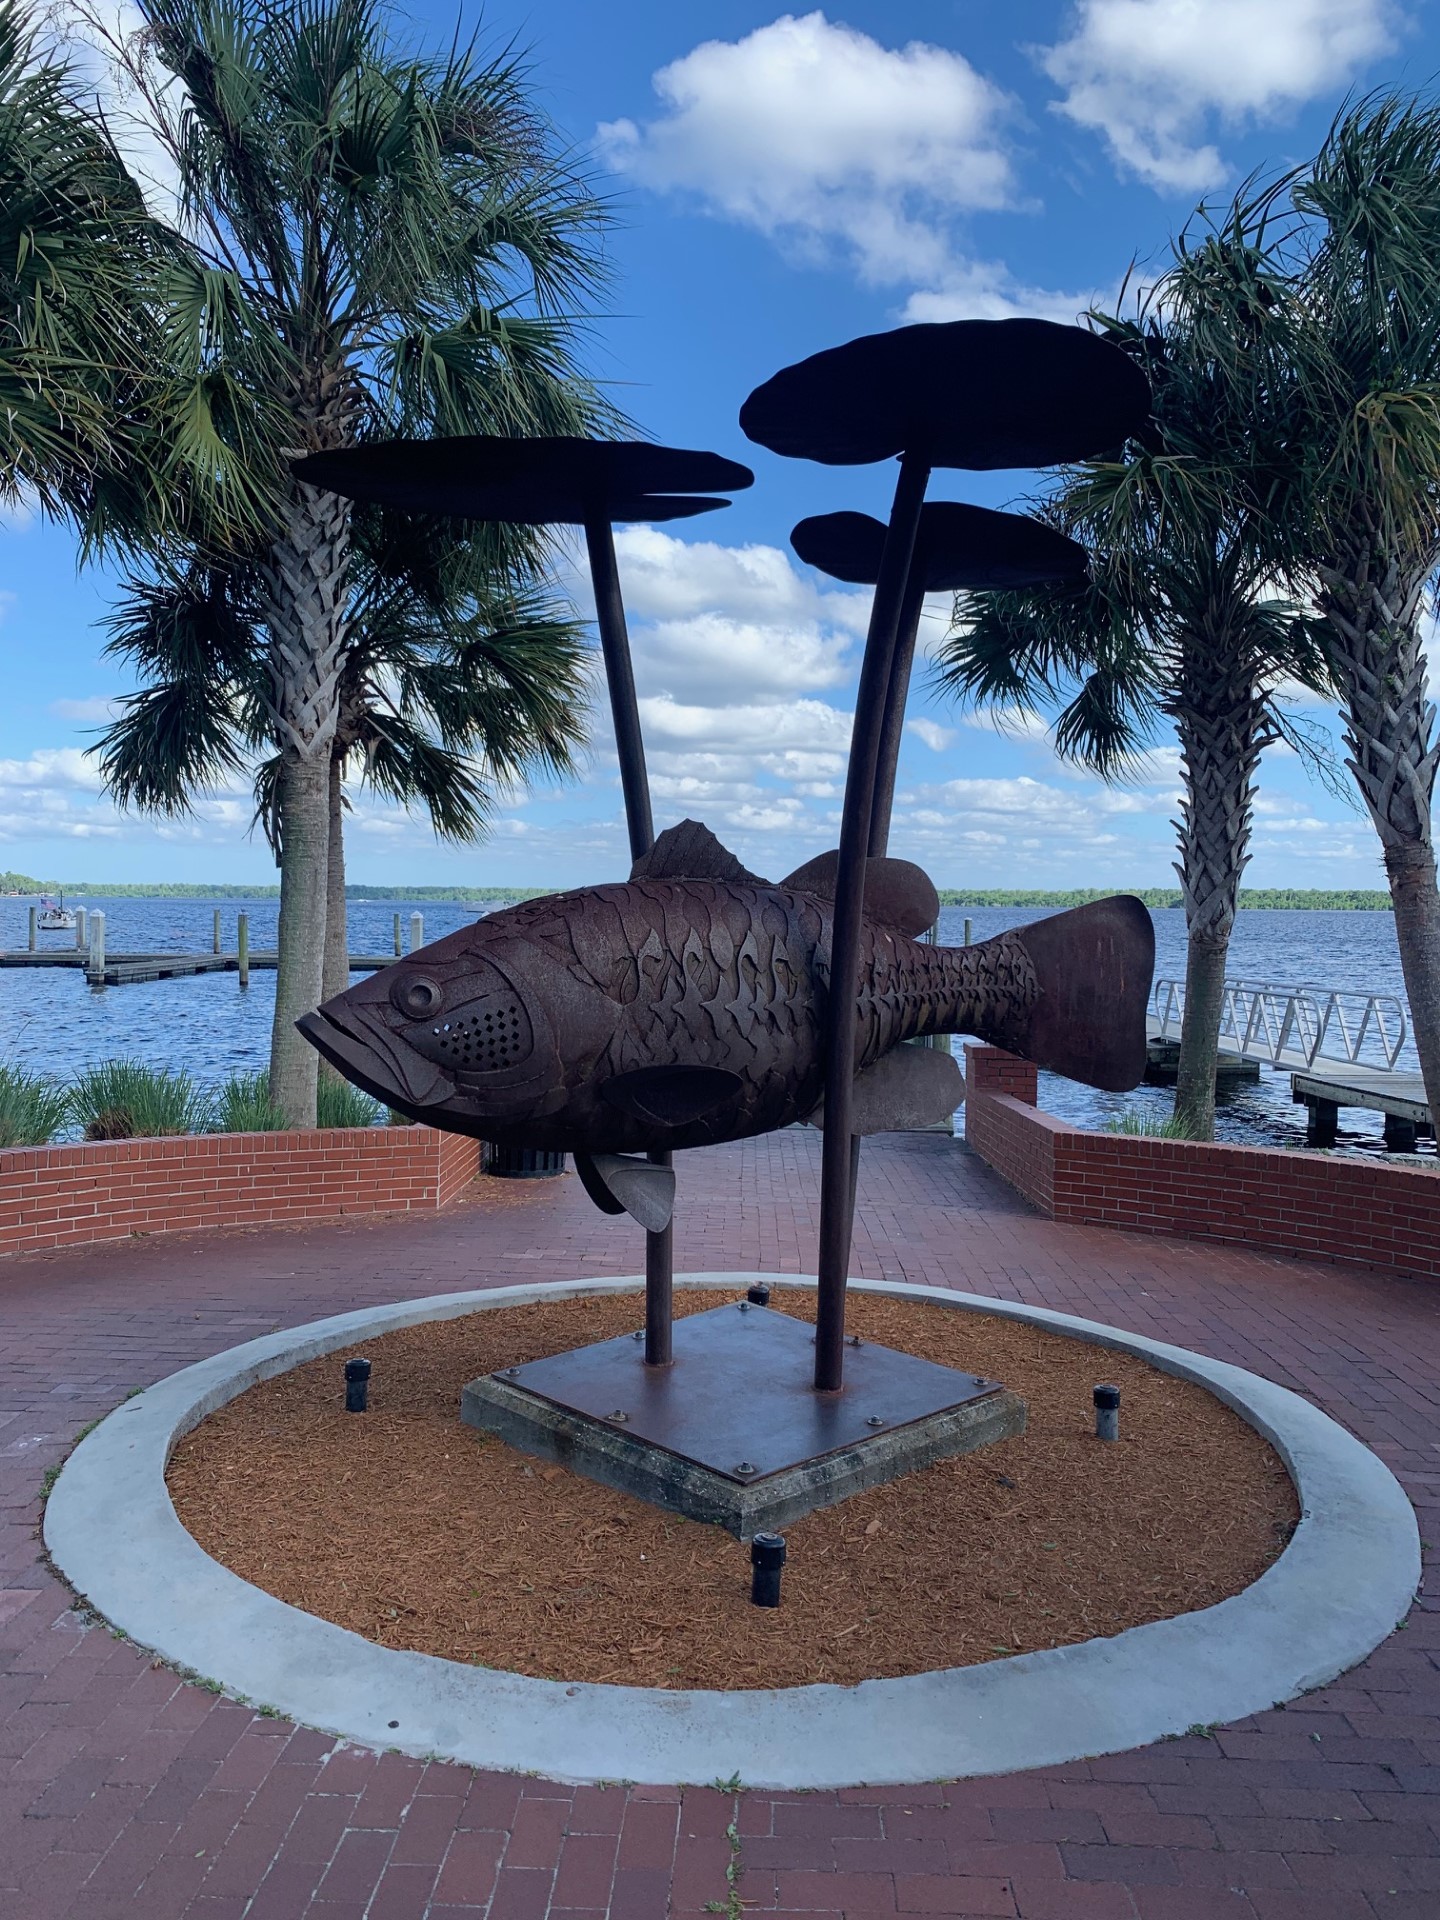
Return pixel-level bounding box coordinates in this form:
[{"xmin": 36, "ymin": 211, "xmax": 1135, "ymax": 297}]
[
  {"xmin": 965, "ymin": 1044, "xmax": 1440, "ymax": 1282},
  {"xmin": 0, "ymin": 1126, "xmax": 482, "ymax": 1256}
]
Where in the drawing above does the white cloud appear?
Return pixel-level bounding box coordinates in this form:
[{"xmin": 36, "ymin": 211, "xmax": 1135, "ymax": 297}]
[
  {"xmin": 608, "ymin": 526, "xmax": 868, "ymax": 635},
  {"xmin": 908, "ymin": 718, "xmax": 956, "ymax": 751},
  {"xmin": 600, "ymin": 13, "xmax": 1014, "ymax": 283},
  {"xmin": 48, "ymin": 3, "xmax": 186, "ymax": 223},
  {"xmin": 49, "ymin": 695, "xmax": 121, "ymax": 723},
  {"xmin": 598, "ymin": 12, "xmax": 1100, "ymax": 319},
  {"xmin": 1040, "ymin": 0, "xmax": 1404, "ymax": 193},
  {"xmin": 900, "ymin": 267, "xmax": 1101, "ymax": 326},
  {"xmin": 640, "ymin": 693, "xmax": 853, "ymax": 755},
  {"xmin": 0, "ymin": 747, "xmax": 104, "ymax": 792}
]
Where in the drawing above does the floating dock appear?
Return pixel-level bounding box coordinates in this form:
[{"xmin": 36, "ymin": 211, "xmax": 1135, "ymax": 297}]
[
  {"xmin": 0, "ymin": 950, "xmax": 393, "ymax": 986},
  {"xmin": 1290, "ymin": 1065, "xmax": 1432, "ymax": 1150}
]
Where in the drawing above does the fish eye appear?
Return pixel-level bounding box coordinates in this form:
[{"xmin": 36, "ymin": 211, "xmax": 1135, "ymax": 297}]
[{"xmin": 392, "ymin": 974, "xmax": 443, "ymax": 1018}]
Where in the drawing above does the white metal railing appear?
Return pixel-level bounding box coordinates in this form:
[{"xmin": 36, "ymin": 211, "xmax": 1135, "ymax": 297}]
[{"xmin": 1150, "ymin": 976, "xmax": 1408, "ymax": 1072}]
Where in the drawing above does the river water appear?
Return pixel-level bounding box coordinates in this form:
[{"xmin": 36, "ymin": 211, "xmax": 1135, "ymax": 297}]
[{"xmin": 0, "ymin": 895, "xmax": 1423, "ymax": 1157}]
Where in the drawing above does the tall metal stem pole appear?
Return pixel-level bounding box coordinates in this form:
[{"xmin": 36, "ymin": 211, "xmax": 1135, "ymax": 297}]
[
  {"xmin": 585, "ymin": 516, "xmax": 674, "ymax": 1365},
  {"xmin": 814, "ymin": 453, "xmax": 931, "ymax": 1393},
  {"xmin": 645, "ymin": 1147, "xmax": 674, "ymax": 1364},
  {"xmin": 585, "ymin": 517, "xmax": 654, "ymax": 867},
  {"xmin": 868, "ymin": 570, "xmax": 928, "ymax": 859}
]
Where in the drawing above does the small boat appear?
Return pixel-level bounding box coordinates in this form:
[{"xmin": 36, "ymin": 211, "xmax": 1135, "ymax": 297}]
[{"xmin": 36, "ymin": 892, "xmax": 77, "ymax": 932}]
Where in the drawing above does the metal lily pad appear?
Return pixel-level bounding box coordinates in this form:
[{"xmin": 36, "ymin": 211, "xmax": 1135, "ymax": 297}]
[
  {"xmin": 740, "ymin": 319, "xmax": 1150, "ymax": 469},
  {"xmin": 791, "ymin": 502, "xmax": 1088, "ymax": 591},
  {"xmin": 292, "ymin": 436, "xmax": 754, "ymax": 524}
]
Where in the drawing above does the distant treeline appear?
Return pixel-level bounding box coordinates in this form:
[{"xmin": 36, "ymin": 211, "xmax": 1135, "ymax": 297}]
[
  {"xmin": 1, "ymin": 870, "xmax": 1394, "ymax": 910},
  {"xmin": 0, "ymin": 873, "xmax": 539, "ymax": 902},
  {"xmin": 937, "ymin": 888, "xmax": 1394, "ymax": 910}
]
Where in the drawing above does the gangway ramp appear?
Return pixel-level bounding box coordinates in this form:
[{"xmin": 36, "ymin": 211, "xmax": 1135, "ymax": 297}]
[{"xmin": 1148, "ymin": 977, "xmax": 1430, "ymax": 1148}]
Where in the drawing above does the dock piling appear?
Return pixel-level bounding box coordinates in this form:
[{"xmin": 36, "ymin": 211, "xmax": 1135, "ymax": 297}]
[
  {"xmin": 74, "ymin": 908, "xmax": 87, "ymax": 949},
  {"xmin": 963, "ymin": 916, "xmax": 972, "ymax": 947},
  {"xmin": 212, "ymin": 909, "xmax": 221, "ymax": 954},
  {"xmin": 237, "ymin": 912, "xmax": 249, "ymax": 988},
  {"xmin": 28, "ymin": 906, "xmax": 35, "ymax": 952},
  {"xmin": 409, "ymin": 911, "xmax": 423, "ymax": 954},
  {"xmin": 393, "ymin": 913, "xmax": 401, "ymax": 957},
  {"xmin": 87, "ymin": 911, "xmax": 106, "ymax": 984}
]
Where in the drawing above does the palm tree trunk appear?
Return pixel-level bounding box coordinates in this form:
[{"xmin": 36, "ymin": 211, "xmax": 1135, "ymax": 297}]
[
  {"xmin": 314, "ymin": 748, "xmax": 349, "ymax": 1085},
  {"xmin": 1176, "ymin": 933, "xmax": 1230, "ymax": 1138},
  {"xmin": 1321, "ymin": 546, "xmax": 1440, "ymax": 1115},
  {"xmin": 261, "ymin": 483, "xmax": 351, "ymax": 1128},
  {"xmin": 322, "ymin": 748, "xmax": 349, "ymax": 1006},
  {"xmin": 269, "ymin": 751, "xmax": 330, "ymax": 1123},
  {"xmin": 1170, "ymin": 642, "xmax": 1265, "ymax": 1140}
]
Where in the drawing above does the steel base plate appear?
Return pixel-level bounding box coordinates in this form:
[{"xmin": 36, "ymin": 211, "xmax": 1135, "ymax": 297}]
[{"xmin": 460, "ymin": 1301, "xmax": 1026, "ymax": 1535}]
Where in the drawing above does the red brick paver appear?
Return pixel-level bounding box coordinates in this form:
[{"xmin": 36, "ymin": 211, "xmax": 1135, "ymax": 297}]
[{"xmin": 1, "ymin": 1130, "xmax": 1436, "ymax": 1918}]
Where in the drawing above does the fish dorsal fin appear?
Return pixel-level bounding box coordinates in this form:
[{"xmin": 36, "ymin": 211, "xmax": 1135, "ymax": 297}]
[
  {"xmin": 573, "ymin": 1150, "xmax": 676, "ymax": 1233},
  {"xmin": 600, "ymin": 1064, "xmax": 743, "ymax": 1128},
  {"xmin": 781, "ymin": 850, "xmax": 939, "ymax": 937},
  {"xmin": 630, "ymin": 819, "xmax": 766, "ymax": 885},
  {"xmin": 807, "ymin": 1042, "xmax": 963, "ymax": 1135}
]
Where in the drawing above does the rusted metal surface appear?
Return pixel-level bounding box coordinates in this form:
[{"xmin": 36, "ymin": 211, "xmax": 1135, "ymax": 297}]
[
  {"xmin": 497, "ymin": 1301, "xmax": 1000, "ymax": 1482},
  {"xmin": 298, "ymin": 828, "xmax": 1154, "ymax": 1154}
]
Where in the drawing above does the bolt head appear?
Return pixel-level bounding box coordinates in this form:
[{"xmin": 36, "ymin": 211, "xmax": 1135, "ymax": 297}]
[
  {"xmin": 733, "ymin": 1461, "xmax": 757, "ymax": 1476},
  {"xmin": 865, "ymin": 1415, "xmax": 885, "ymax": 1428}
]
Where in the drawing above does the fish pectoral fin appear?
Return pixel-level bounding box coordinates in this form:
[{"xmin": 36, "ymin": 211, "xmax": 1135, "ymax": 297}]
[
  {"xmin": 573, "ymin": 1150, "xmax": 676, "ymax": 1233},
  {"xmin": 599, "ymin": 1064, "xmax": 743, "ymax": 1127},
  {"xmin": 629, "ymin": 818, "xmax": 767, "ymax": 885},
  {"xmin": 781, "ymin": 851, "xmax": 939, "ymax": 938},
  {"xmin": 808, "ymin": 1043, "xmax": 964, "ymax": 1135}
]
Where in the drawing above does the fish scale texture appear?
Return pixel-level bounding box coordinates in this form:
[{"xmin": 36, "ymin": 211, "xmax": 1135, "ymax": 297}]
[{"xmin": 2, "ymin": 1127, "xmax": 1438, "ymax": 1919}]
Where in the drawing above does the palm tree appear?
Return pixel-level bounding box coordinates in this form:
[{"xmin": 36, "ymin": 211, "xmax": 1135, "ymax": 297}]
[
  {"xmin": 0, "ymin": 0, "xmax": 161, "ymax": 524},
  {"xmin": 1268, "ymin": 97, "xmax": 1440, "ymax": 1121},
  {"xmin": 314, "ymin": 512, "xmax": 590, "ymax": 1000},
  {"xmin": 933, "ymin": 251, "xmax": 1334, "ymax": 1139},
  {"xmin": 96, "ymin": 526, "xmax": 592, "ymax": 1003},
  {"xmin": 90, "ymin": 0, "xmax": 614, "ymax": 1123}
]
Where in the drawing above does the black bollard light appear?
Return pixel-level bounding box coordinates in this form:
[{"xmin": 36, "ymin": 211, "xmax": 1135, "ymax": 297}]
[
  {"xmin": 1093, "ymin": 1382, "xmax": 1120, "ymax": 1442},
  {"xmin": 750, "ymin": 1531, "xmax": 786, "ymax": 1607},
  {"xmin": 746, "ymin": 1282, "xmax": 772, "ymax": 1306},
  {"xmin": 345, "ymin": 1357, "xmax": 372, "ymax": 1414}
]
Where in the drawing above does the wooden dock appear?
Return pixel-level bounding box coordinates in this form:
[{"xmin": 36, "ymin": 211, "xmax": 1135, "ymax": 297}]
[
  {"xmin": 1290, "ymin": 1064, "xmax": 1432, "ymax": 1149},
  {"xmin": 0, "ymin": 950, "xmax": 393, "ymax": 986}
]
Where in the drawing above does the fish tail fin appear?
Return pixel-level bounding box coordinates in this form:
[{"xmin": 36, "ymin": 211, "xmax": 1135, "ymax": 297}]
[{"xmin": 946, "ymin": 896, "xmax": 1154, "ymax": 1093}]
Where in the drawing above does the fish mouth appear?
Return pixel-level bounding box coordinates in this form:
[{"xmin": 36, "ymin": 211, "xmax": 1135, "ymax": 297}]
[{"xmin": 296, "ymin": 1006, "xmax": 457, "ymax": 1114}]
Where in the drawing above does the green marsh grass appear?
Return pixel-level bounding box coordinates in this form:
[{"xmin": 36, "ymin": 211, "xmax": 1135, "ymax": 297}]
[
  {"xmin": 315, "ymin": 1076, "xmax": 382, "ymax": 1130},
  {"xmin": 70, "ymin": 1060, "xmax": 211, "ymax": 1141},
  {"xmin": 0, "ymin": 1065, "xmax": 71, "ymax": 1146},
  {"xmin": 209, "ymin": 1070, "xmax": 287, "ymax": 1133}
]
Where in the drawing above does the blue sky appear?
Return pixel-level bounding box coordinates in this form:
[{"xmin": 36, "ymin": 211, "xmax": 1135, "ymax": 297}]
[{"xmin": 4, "ymin": 0, "xmax": 1434, "ymax": 890}]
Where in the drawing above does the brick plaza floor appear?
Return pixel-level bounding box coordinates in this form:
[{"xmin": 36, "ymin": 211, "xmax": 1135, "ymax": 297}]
[{"xmin": 1, "ymin": 1128, "xmax": 1437, "ymax": 1919}]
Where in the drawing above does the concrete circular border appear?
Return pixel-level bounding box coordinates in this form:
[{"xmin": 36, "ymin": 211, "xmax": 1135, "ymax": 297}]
[{"xmin": 44, "ymin": 1274, "xmax": 1419, "ymax": 1789}]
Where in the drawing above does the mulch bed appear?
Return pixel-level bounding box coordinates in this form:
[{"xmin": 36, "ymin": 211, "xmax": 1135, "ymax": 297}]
[{"xmin": 167, "ymin": 1287, "xmax": 1298, "ymax": 1691}]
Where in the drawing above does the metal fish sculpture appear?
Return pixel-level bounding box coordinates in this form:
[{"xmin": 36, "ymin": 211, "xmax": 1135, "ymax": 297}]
[{"xmin": 299, "ymin": 822, "xmax": 1153, "ymax": 1225}]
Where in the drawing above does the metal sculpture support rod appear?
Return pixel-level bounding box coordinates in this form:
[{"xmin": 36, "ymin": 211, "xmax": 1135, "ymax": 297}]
[
  {"xmin": 868, "ymin": 569, "xmax": 928, "ymax": 859},
  {"xmin": 645, "ymin": 1148, "xmax": 674, "ymax": 1364},
  {"xmin": 585, "ymin": 516, "xmax": 655, "ymax": 867},
  {"xmin": 584, "ymin": 518, "xmax": 674, "ymax": 1365},
  {"xmin": 814, "ymin": 451, "xmax": 931, "ymax": 1393}
]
